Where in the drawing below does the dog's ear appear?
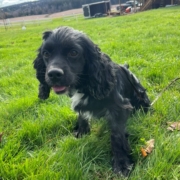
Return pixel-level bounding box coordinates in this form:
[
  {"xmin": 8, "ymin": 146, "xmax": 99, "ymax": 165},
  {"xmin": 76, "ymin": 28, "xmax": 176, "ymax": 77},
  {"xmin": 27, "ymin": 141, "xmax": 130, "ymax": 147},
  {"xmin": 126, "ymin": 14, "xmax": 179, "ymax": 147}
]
[
  {"xmin": 33, "ymin": 46, "xmax": 50, "ymax": 99},
  {"xmin": 33, "ymin": 47, "xmax": 45, "ymax": 84},
  {"xmin": 34, "ymin": 30, "xmax": 52, "ymax": 83},
  {"xmin": 42, "ymin": 30, "xmax": 52, "ymax": 40},
  {"xmin": 82, "ymin": 37, "xmax": 116, "ymax": 99},
  {"xmin": 34, "ymin": 30, "xmax": 52, "ymax": 81}
]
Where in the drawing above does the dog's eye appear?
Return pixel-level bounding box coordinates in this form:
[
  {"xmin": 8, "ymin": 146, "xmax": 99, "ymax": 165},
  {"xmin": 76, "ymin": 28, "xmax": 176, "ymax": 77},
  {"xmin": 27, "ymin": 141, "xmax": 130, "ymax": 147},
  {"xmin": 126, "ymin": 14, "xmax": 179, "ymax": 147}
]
[
  {"xmin": 43, "ymin": 51, "xmax": 50, "ymax": 59},
  {"xmin": 68, "ymin": 50, "xmax": 78, "ymax": 57}
]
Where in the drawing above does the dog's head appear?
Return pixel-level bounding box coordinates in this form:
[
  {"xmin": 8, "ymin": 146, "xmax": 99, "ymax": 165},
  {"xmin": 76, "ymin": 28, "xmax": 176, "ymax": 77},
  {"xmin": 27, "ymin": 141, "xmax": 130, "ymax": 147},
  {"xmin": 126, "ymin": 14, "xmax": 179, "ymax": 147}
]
[{"xmin": 34, "ymin": 26, "xmax": 115, "ymax": 99}]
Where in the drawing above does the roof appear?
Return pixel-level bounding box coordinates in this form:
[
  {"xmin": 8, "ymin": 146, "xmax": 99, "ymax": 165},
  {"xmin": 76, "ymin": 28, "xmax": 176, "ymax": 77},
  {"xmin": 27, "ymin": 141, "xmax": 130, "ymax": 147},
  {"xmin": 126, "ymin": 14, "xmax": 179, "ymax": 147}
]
[{"xmin": 82, "ymin": 1, "xmax": 110, "ymax": 7}]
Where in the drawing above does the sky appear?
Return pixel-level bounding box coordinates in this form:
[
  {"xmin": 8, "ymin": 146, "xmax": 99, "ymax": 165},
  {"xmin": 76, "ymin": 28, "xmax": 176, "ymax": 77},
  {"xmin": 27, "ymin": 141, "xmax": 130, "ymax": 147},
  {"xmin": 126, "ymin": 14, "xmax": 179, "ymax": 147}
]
[{"xmin": 0, "ymin": 0, "xmax": 37, "ymax": 7}]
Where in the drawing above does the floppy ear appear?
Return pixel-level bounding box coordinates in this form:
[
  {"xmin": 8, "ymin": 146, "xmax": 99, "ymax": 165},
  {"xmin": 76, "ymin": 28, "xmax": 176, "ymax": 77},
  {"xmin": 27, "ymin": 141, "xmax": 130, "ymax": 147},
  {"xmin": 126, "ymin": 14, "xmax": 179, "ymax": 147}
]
[
  {"xmin": 82, "ymin": 37, "xmax": 116, "ymax": 100},
  {"xmin": 42, "ymin": 30, "xmax": 52, "ymax": 40},
  {"xmin": 33, "ymin": 47, "xmax": 45, "ymax": 83},
  {"xmin": 33, "ymin": 46, "xmax": 50, "ymax": 100},
  {"xmin": 33, "ymin": 30, "xmax": 53, "ymax": 99}
]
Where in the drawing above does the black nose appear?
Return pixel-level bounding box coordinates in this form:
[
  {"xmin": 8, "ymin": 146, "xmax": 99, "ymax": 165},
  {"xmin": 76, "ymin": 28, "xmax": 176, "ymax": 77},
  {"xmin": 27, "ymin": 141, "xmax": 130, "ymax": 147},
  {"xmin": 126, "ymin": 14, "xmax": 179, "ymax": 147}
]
[{"xmin": 47, "ymin": 68, "xmax": 64, "ymax": 79}]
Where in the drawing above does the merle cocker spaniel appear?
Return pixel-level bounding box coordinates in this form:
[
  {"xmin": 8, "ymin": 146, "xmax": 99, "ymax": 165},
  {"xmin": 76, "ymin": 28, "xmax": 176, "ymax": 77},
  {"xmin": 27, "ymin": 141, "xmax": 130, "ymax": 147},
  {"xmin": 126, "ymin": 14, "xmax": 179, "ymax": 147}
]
[{"xmin": 33, "ymin": 26, "xmax": 150, "ymax": 176}]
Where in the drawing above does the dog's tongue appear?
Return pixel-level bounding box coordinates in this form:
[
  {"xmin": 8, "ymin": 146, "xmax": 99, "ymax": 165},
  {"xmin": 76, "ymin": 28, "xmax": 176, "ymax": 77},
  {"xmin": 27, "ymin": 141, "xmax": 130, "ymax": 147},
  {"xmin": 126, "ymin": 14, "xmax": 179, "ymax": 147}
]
[{"xmin": 52, "ymin": 86, "xmax": 66, "ymax": 93}]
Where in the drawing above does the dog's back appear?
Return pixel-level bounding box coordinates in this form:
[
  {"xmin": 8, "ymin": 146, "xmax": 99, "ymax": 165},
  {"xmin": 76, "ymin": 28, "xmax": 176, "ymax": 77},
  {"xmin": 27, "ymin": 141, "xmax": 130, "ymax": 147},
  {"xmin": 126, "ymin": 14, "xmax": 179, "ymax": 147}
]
[{"xmin": 116, "ymin": 65, "xmax": 151, "ymax": 113}]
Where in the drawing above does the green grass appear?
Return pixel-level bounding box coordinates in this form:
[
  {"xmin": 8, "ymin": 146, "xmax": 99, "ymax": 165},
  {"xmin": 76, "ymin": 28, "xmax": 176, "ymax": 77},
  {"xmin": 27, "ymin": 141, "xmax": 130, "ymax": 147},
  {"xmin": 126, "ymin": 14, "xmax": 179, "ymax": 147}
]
[{"xmin": 0, "ymin": 6, "xmax": 180, "ymax": 179}]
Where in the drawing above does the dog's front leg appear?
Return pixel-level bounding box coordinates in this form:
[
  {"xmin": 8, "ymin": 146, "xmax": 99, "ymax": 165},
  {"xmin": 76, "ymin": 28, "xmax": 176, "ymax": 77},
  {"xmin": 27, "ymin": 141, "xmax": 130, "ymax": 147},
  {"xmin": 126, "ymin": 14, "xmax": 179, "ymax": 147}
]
[
  {"xmin": 73, "ymin": 114, "xmax": 90, "ymax": 138},
  {"xmin": 107, "ymin": 108, "xmax": 133, "ymax": 177},
  {"xmin": 38, "ymin": 83, "xmax": 51, "ymax": 100}
]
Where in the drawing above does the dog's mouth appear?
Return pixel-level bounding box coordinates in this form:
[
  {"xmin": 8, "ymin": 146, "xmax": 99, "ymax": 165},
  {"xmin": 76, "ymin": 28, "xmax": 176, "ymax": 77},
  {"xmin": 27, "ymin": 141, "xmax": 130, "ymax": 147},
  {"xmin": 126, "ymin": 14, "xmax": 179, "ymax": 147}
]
[{"xmin": 52, "ymin": 86, "xmax": 68, "ymax": 94}]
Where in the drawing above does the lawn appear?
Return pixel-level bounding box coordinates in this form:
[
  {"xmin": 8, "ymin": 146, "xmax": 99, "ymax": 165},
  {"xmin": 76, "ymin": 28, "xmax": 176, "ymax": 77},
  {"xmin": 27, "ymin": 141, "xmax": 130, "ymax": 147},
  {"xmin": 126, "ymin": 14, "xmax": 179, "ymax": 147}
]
[{"xmin": 0, "ymin": 6, "xmax": 180, "ymax": 180}]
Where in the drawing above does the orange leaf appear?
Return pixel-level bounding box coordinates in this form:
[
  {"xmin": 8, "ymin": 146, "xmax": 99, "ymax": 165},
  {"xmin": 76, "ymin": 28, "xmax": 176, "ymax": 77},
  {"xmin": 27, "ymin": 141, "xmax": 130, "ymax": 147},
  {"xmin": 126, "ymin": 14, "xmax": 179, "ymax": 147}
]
[
  {"xmin": 140, "ymin": 139, "xmax": 155, "ymax": 157},
  {"xmin": 140, "ymin": 148, "xmax": 147, "ymax": 157}
]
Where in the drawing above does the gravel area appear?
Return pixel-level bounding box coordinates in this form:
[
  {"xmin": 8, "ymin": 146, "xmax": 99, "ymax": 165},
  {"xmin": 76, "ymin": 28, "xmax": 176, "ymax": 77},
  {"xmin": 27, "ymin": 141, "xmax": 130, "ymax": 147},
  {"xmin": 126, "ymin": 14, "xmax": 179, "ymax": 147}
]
[{"xmin": 0, "ymin": 8, "xmax": 83, "ymax": 24}]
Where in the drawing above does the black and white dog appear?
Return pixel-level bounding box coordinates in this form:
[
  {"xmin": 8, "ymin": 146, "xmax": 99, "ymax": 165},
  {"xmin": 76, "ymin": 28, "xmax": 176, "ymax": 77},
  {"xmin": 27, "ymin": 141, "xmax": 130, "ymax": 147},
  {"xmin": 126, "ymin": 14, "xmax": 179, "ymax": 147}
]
[{"xmin": 33, "ymin": 26, "xmax": 150, "ymax": 176}]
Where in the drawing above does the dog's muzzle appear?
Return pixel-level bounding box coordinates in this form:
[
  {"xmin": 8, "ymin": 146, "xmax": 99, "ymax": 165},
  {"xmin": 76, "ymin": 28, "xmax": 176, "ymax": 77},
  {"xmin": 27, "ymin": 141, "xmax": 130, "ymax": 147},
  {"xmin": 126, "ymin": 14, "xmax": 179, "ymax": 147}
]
[{"xmin": 47, "ymin": 67, "xmax": 68, "ymax": 94}]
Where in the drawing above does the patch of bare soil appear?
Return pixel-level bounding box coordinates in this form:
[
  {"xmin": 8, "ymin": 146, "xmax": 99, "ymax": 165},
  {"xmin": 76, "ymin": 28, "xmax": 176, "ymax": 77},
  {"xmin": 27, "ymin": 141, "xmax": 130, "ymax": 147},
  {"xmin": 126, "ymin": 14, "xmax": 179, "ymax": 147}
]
[{"xmin": 0, "ymin": 8, "xmax": 83, "ymax": 24}]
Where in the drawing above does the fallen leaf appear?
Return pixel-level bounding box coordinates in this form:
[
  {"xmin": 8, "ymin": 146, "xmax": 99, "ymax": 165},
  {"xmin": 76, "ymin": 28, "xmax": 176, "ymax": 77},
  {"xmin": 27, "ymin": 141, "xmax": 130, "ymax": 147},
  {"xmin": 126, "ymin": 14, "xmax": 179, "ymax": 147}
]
[
  {"xmin": 167, "ymin": 122, "xmax": 180, "ymax": 131},
  {"xmin": 145, "ymin": 139, "xmax": 155, "ymax": 153},
  {"xmin": 0, "ymin": 132, "xmax": 3, "ymax": 143},
  {"xmin": 167, "ymin": 127, "xmax": 174, "ymax": 131},
  {"xmin": 140, "ymin": 139, "xmax": 155, "ymax": 157},
  {"xmin": 140, "ymin": 148, "xmax": 147, "ymax": 157}
]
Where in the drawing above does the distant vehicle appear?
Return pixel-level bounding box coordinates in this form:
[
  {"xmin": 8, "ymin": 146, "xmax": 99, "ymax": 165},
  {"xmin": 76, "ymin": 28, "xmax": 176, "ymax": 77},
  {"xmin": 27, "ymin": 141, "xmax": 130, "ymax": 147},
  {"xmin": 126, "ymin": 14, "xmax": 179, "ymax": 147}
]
[
  {"xmin": 116, "ymin": 1, "xmax": 140, "ymax": 12},
  {"xmin": 82, "ymin": 1, "xmax": 111, "ymax": 18},
  {"xmin": 125, "ymin": 1, "xmax": 139, "ymax": 6},
  {"xmin": 116, "ymin": 4, "xmax": 129, "ymax": 12}
]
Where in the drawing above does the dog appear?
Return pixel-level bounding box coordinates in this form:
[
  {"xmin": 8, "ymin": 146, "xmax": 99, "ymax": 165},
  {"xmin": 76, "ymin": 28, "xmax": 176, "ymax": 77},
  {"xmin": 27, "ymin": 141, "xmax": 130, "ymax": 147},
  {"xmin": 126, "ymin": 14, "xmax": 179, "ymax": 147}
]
[{"xmin": 33, "ymin": 26, "xmax": 150, "ymax": 176}]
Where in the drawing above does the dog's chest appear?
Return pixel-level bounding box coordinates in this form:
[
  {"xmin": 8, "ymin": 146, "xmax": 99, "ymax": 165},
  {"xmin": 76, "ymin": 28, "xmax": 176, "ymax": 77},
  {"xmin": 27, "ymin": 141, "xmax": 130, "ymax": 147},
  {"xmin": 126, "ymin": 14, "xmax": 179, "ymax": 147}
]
[
  {"xmin": 70, "ymin": 90, "xmax": 108, "ymax": 120},
  {"xmin": 71, "ymin": 91, "xmax": 89, "ymax": 110},
  {"xmin": 71, "ymin": 91, "xmax": 93, "ymax": 119}
]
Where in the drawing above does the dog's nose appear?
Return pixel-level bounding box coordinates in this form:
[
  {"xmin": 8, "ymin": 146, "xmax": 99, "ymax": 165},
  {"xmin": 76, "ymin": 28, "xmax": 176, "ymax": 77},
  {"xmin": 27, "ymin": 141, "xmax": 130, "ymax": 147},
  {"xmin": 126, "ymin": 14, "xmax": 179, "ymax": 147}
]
[{"xmin": 47, "ymin": 68, "xmax": 64, "ymax": 79}]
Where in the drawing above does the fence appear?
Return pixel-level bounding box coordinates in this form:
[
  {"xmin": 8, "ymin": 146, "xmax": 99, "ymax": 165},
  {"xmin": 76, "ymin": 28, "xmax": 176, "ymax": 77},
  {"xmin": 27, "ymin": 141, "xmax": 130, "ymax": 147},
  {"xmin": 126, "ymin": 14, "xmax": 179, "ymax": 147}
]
[
  {"xmin": 62, "ymin": 13, "xmax": 83, "ymax": 21},
  {"xmin": 0, "ymin": 12, "xmax": 83, "ymax": 29},
  {"xmin": 0, "ymin": 17, "xmax": 52, "ymax": 28}
]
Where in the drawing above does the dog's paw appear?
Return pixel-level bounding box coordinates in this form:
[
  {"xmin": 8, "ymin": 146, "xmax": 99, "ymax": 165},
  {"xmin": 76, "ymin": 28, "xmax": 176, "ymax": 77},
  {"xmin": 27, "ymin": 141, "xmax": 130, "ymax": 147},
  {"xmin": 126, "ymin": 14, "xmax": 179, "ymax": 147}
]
[
  {"xmin": 112, "ymin": 158, "xmax": 133, "ymax": 177},
  {"xmin": 38, "ymin": 92, "xmax": 49, "ymax": 100},
  {"xmin": 73, "ymin": 124, "xmax": 90, "ymax": 138},
  {"xmin": 38, "ymin": 84, "xmax": 50, "ymax": 100}
]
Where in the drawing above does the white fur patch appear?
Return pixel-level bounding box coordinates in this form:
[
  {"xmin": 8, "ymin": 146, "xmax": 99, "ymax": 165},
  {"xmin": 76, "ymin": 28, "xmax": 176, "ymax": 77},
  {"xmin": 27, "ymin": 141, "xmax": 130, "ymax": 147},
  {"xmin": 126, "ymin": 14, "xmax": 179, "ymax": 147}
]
[
  {"xmin": 71, "ymin": 91, "xmax": 84, "ymax": 110},
  {"xmin": 71, "ymin": 91, "xmax": 92, "ymax": 120},
  {"xmin": 131, "ymin": 73, "xmax": 139, "ymax": 83},
  {"xmin": 81, "ymin": 111, "xmax": 93, "ymax": 120},
  {"xmin": 71, "ymin": 91, "xmax": 89, "ymax": 110},
  {"xmin": 83, "ymin": 97, "xmax": 89, "ymax": 105}
]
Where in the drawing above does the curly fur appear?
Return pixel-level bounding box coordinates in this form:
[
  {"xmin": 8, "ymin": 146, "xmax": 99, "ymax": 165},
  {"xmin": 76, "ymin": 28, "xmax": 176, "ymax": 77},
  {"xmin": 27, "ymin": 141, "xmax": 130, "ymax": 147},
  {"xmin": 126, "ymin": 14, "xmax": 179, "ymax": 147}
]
[{"xmin": 33, "ymin": 26, "xmax": 150, "ymax": 176}]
